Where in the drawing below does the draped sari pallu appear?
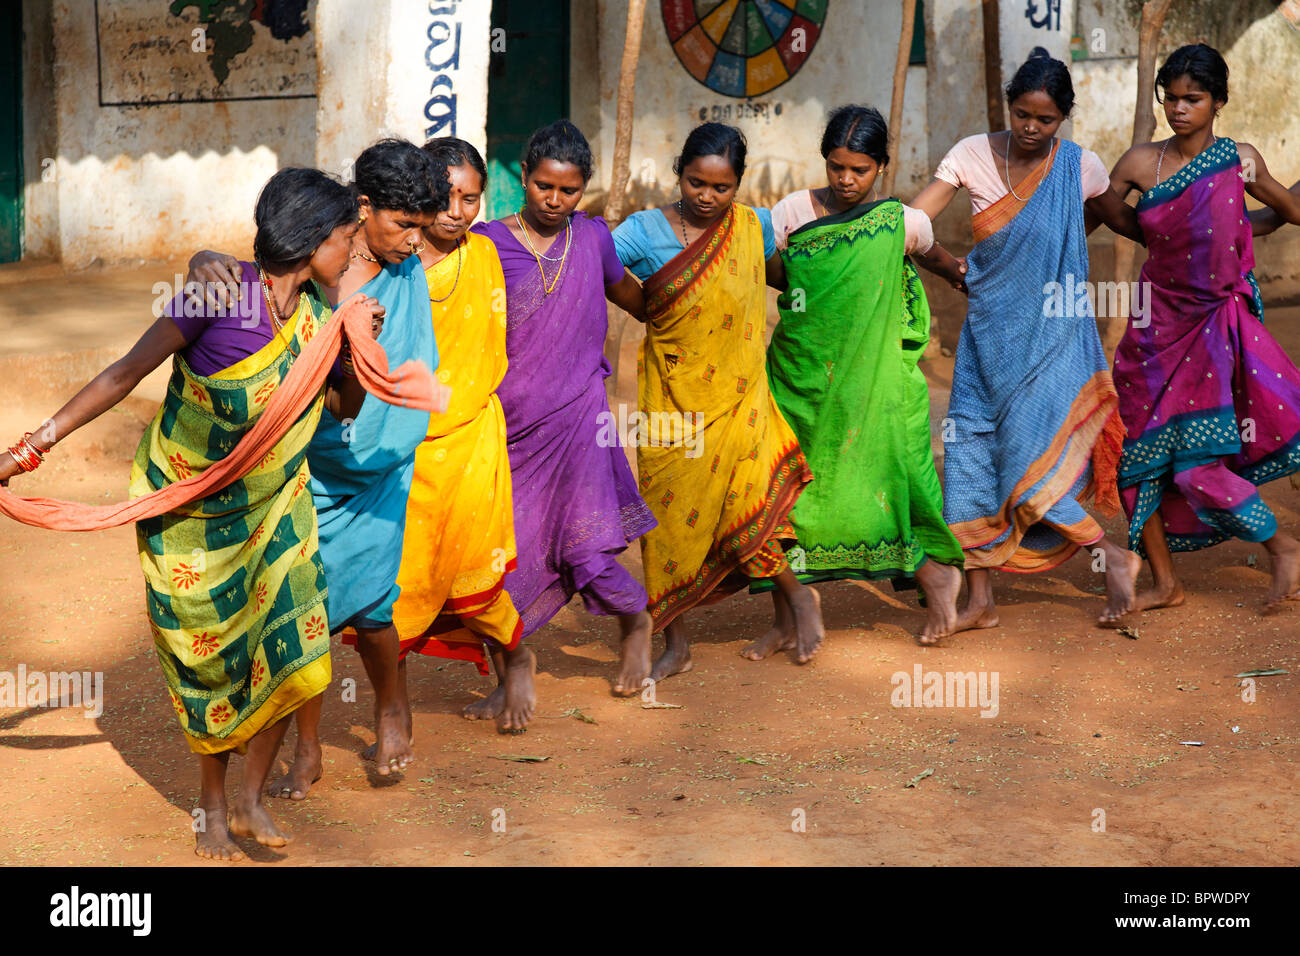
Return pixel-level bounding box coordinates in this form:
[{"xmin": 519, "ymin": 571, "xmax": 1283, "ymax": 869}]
[
  {"xmin": 639, "ymin": 203, "xmax": 813, "ymax": 629},
  {"xmin": 1116, "ymin": 137, "xmax": 1300, "ymax": 552},
  {"xmin": 390, "ymin": 232, "xmax": 523, "ymax": 671},
  {"xmin": 943, "ymin": 140, "xmax": 1125, "ymax": 573},
  {"xmin": 763, "ymin": 199, "xmax": 964, "ymax": 588},
  {"xmin": 133, "ymin": 288, "xmax": 333, "ymax": 754},
  {"xmin": 1, "ymin": 287, "xmax": 441, "ymax": 754},
  {"xmin": 490, "ymin": 214, "xmax": 657, "ymax": 637}
]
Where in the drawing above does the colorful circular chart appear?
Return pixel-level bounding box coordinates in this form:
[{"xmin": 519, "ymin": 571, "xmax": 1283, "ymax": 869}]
[{"xmin": 662, "ymin": 0, "xmax": 828, "ymax": 98}]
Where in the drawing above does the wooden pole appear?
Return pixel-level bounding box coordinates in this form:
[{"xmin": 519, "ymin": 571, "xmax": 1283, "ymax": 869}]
[
  {"xmin": 881, "ymin": 0, "xmax": 917, "ymax": 197},
  {"xmin": 1103, "ymin": 0, "xmax": 1176, "ymax": 356},
  {"xmin": 981, "ymin": 0, "xmax": 1004, "ymax": 131},
  {"xmin": 603, "ymin": 0, "xmax": 646, "ymax": 225},
  {"xmin": 605, "ymin": 0, "xmax": 646, "ymax": 399}
]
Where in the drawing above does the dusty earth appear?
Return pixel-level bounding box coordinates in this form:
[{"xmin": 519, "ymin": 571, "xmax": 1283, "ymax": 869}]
[{"xmin": 0, "ymin": 261, "xmax": 1296, "ymax": 867}]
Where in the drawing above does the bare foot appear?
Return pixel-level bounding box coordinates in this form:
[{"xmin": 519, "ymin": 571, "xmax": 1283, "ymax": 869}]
[
  {"xmin": 194, "ymin": 807, "xmax": 245, "ymax": 862},
  {"xmin": 944, "ymin": 599, "xmax": 1000, "ymax": 641},
  {"xmin": 372, "ymin": 704, "xmax": 414, "ymax": 776},
  {"xmin": 917, "ymin": 563, "xmax": 962, "ymax": 644},
  {"xmin": 496, "ymin": 647, "xmax": 537, "ymax": 734},
  {"xmin": 1133, "ymin": 580, "xmax": 1185, "ymax": 612},
  {"xmin": 462, "ymin": 685, "xmax": 505, "ymax": 720},
  {"xmin": 788, "ymin": 586, "xmax": 824, "ymax": 664},
  {"xmin": 228, "ymin": 800, "xmax": 290, "ymax": 848},
  {"xmin": 1265, "ymin": 537, "xmax": 1300, "ymax": 608},
  {"xmin": 613, "ymin": 611, "xmax": 653, "ymax": 695},
  {"xmin": 1097, "ymin": 547, "xmax": 1142, "ymax": 627},
  {"xmin": 741, "ymin": 594, "xmax": 794, "ymax": 661},
  {"xmin": 650, "ymin": 641, "xmax": 692, "ymax": 683},
  {"xmin": 266, "ymin": 738, "xmax": 322, "ymax": 801}
]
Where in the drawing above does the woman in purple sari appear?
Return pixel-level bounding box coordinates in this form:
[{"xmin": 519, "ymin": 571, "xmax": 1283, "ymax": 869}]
[
  {"xmin": 1109, "ymin": 45, "xmax": 1300, "ymax": 611},
  {"xmin": 470, "ymin": 121, "xmax": 656, "ymax": 730}
]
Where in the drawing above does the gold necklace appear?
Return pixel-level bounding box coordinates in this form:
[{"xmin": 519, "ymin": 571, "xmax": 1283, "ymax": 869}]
[
  {"xmin": 515, "ymin": 211, "xmax": 571, "ymax": 295},
  {"xmin": 428, "ymin": 237, "xmax": 465, "ymax": 303},
  {"xmin": 256, "ymin": 261, "xmax": 301, "ymax": 358},
  {"xmin": 1003, "ymin": 132, "xmax": 1056, "ymax": 201},
  {"xmin": 351, "ymin": 246, "xmax": 379, "ymax": 263}
]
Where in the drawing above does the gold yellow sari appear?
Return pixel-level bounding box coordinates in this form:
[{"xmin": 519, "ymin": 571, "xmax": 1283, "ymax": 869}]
[
  {"xmin": 388, "ymin": 232, "xmax": 521, "ymax": 671},
  {"xmin": 638, "ymin": 203, "xmax": 812, "ymax": 630}
]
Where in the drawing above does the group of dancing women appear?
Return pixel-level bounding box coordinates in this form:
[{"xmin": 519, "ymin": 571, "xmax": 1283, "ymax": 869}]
[{"xmin": 2, "ymin": 43, "xmax": 1299, "ymax": 861}]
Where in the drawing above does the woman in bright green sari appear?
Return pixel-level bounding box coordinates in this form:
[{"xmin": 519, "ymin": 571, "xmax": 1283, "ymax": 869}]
[{"xmin": 758, "ymin": 106, "xmax": 968, "ymax": 647}]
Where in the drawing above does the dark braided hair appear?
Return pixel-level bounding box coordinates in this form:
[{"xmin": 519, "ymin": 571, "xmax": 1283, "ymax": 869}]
[
  {"xmin": 1156, "ymin": 43, "xmax": 1229, "ymax": 105},
  {"xmin": 1005, "ymin": 46, "xmax": 1075, "ymax": 116},
  {"xmin": 253, "ymin": 167, "xmax": 358, "ymax": 267},
  {"xmin": 353, "ymin": 138, "xmax": 449, "ymax": 214}
]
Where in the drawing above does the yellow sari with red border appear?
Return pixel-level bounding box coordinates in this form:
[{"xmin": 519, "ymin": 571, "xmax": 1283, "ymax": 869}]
[
  {"xmin": 386, "ymin": 232, "xmax": 521, "ymax": 672},
  {"xmin": 638, "ymin": 202, "xmax": 812, "ymax": 630}
]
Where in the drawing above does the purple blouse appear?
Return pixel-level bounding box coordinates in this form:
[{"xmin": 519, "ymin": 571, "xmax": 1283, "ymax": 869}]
[{"xmin": 167, "ymin": 261, "xmax": 280, "ymax": 377}]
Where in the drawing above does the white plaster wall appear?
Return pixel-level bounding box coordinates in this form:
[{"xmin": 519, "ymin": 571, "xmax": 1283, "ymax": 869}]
[
  {"xmin": 46, "ymin": 1, "xmax": 317, "ymax": 266},
  {"xmin": 316, "ymin": 0, "xmax": 491, "ymax": 184}
]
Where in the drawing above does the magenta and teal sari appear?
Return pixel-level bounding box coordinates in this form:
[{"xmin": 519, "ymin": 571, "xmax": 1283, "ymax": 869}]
[{"xmin": 1116, "ymin": 137, "xmax": 1300, "ymax": 551}]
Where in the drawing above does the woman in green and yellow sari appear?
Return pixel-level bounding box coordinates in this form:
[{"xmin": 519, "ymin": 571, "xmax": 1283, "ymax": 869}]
[
  {"xmin": 613, "ymin": 123, "xmax": 822, "ymax": 679},
  {"xmin": 763, "ymin": 105, "xmax": 968, "ymax": 644},
  {"xmin": 0, "ymin": 168, "xmax": 384, "ymax": 861}
]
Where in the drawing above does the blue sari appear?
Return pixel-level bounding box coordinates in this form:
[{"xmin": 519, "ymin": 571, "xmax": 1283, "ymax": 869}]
[
  {"xmin": 308, "ymin": 255, "xmax": 435, "ymax": 629},
  {"xmin": 942, "ymin": 139, "xmax": 1123, "ymax": 573}
]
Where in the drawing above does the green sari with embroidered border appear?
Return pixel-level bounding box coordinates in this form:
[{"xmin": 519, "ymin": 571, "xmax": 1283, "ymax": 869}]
[{"xmin": 759, "ymin": 198, "xmax": 963, "ymax": 588}]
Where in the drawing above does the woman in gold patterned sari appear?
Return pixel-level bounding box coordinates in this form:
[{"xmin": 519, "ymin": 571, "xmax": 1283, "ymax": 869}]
[
  {"xmin": 613, "ymin": 123, "xmax": 822, "ymax": 680},
  {"xmin": 0, "ymin": 168, "xmax": 385, "ymax": 861}
]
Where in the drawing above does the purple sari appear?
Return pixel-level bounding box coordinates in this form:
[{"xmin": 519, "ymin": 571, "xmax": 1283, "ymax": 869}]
[
  {"xmin": 473, "ymin": 213, "xmax": 656, "ymax": 635},
  {"xmin": 1116, "ymin": 137, "xmax": 1300, "ymax": 552}
]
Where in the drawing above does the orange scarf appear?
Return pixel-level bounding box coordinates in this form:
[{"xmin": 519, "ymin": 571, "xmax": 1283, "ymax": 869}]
[{"xmin": 0, "ymin": 294, "xmax": 449, "ymax": 530}]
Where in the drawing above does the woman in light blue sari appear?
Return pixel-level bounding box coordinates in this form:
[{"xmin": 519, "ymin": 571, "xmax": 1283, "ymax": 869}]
[
  {"xmin": 913, "ymin": 49, "xmax": 1145, "ymax": 640},
  {"xmin": 187, "ymin": 140, "xmax": 448, "ymax": 794}
]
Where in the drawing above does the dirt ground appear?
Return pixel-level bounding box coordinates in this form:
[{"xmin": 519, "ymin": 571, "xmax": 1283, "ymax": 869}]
[{"xmin": 0, "ymin": 261, "xmax": 1296, "ymax": 866}]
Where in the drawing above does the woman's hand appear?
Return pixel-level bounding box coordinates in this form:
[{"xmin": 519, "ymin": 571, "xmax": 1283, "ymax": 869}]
[
  {"xmin": 185, "ymin": 251, "xmax": 243, "ymax": 311},
  {"xmin": 0, "ymin": 451, "xmax": 20, "ymax": 487},
  {"xmin": 947, "ymin": 257, "xmax": 969, "ymax": 294}
]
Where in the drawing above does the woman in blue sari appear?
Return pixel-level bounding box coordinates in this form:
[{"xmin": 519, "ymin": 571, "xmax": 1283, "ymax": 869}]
[
  {"xmin": 913, "ymin": 50, "xmax": 1146, "ymax": 640},
  {"xmin": 186, "ymin": 140, "xmax": 448, "ymax": 792}
]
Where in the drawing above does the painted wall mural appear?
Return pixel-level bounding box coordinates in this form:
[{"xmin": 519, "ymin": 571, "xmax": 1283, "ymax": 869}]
[
  {"xmin": 661, "ymin": 0, "xmax": 828, "ymax": 98},
  {"xmin": 96, "ymin": 0, "xmax": 315, "ymax": 106}
]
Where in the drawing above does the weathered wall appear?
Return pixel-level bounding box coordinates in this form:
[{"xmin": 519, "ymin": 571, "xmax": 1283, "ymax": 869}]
[
  {"xmin": 28, "ymin": 0, "xmax": 318, "ymax": 266},
  {"xmin": 315, "ymin": 0, "xmax": 491, "ymax": 181},
  {"xmin": 1073, "ymin": 0, "xmax": 1300, "ymax": 298},
  {"xmin": 585, "ymin": 0, "xmax": 932, "ymax": 215}
]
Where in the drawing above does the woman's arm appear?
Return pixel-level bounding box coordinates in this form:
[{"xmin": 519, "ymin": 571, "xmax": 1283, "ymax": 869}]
[
  {"xmin": 1, "ymin": 317, "xmax": 189, "ymax": 484},
  {"xmin": 1239, "ymin": 147, "xmax": 1300, "ymax": 225},
  {"xmin": 765, "ymin": 253, "xmax": 788, "ymax": 292},
  {"xmin": 909, "ymin": 179, "xmax": 959, "ymax": 223},
  {"xmin": 1084, "ymin": 186, "xmax": 1146, "ymax": 244},
  {"xmin": 913, "ymin": 241, "xmax": 968, "ymax": 294},
  {"xmin": 606, "ymin": 271, "xmax": 647, "ymax": 323},
  {"xmin": 322, "ymin": 296, "xmax": 386, "ymax": 422}
]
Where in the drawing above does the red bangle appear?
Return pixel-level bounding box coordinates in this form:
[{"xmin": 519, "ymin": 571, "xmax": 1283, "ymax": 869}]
[{"xmin": 7, "ymin": 433, "xmax": 45, "ymax": 473}]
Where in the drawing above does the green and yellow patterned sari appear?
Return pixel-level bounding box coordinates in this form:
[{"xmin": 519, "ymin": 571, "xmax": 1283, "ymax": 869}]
[
  {"xmin": 130, "ymin": 284, "xmax": 333, "ymax": 754},
  {"xmin": 763, "ymin": 199, "xmax": 963, "ymax": 587}
]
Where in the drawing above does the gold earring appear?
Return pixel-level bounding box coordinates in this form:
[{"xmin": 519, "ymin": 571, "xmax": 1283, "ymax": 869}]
[{"xmin": 358, "ymin": 214, "xmax": 367, "ymax": 225}]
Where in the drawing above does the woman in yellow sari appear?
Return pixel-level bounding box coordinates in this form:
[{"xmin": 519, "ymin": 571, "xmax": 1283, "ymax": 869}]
[
  {"xmin": 388, "ymin": 138, "xmax": 528, "ymax": 734},
  {"xmin": 613, "ymin": 123, "xmax": 822, "ymax": 680}
]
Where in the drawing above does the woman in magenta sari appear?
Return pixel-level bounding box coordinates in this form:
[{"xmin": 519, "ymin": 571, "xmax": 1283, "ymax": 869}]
[
  {"xmin": 470, "ymin": 121, "xmax": 656, "ymax": 728},
  {"xmin": 1108, "ymin": 44, "xmax": 1300, "ymax": 611}
]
